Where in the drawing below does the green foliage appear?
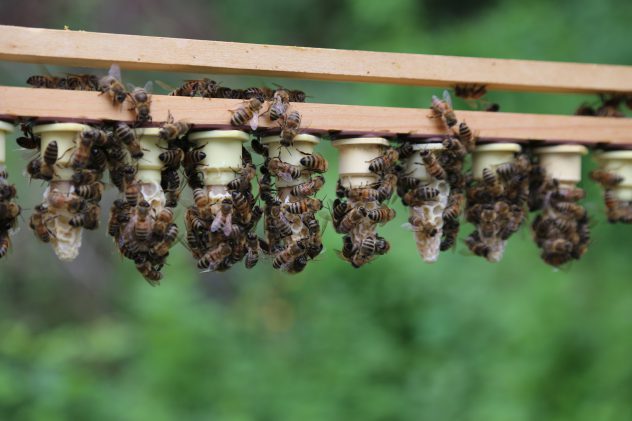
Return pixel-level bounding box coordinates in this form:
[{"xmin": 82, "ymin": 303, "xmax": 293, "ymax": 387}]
[{"xmin": 1, "ymin": 0, "xmax": 632, "ymax": 419}]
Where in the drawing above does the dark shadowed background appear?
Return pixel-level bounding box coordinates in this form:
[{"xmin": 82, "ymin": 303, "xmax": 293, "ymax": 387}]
[{"xmin": 0, "ymin": 0, "xmax": 632, "ymax": 419}]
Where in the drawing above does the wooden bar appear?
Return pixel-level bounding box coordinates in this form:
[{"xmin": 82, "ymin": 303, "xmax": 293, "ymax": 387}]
[
  {"xmin": 1, "ymin": 26, "xmax": 631, "ymax": 94},
  {"xmin": 0, "ymin": 87, "xmax": 630, "ymax": 145}
]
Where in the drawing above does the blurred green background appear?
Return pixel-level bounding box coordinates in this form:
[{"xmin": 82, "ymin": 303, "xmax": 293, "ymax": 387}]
[{"xmin": 1, "ymin": 0, "xmax": 632, "ymax": 419}]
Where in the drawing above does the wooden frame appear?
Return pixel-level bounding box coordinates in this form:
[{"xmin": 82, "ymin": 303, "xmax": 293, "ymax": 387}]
[
  {"xmin": 0, "ymin": 26, "xmax": 630, "ymax": 147},
  {"xmin": 1, "ymin": 87, "xmax": 631, "ymax": 145},
  {"xmin": 1, "ymin": 25, "xmax": 631, "ymax": 94}
]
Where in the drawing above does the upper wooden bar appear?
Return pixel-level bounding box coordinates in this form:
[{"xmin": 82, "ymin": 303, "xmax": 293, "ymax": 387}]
[
  {"xmin": 1, "ymin": 25, "xmax": 631, "ymax": 94},
  {"xmin": 1, "ymin": 87, "xmax": 630, "ymax": 145}
]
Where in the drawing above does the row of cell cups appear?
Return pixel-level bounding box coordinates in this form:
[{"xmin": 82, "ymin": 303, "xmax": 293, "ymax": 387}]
[{"xmin": 0, "ymin": 120, "xmax": 631, "ymax": 264}]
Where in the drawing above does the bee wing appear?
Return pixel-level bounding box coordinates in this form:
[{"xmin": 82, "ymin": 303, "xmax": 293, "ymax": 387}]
[
  {"xmin": 278, "ymin": 171, "xmax": 294, "ymax": 183},
  {"xmin": 126, "ymin": 83, "xmax": 137, "ymax": 92},
  {"xmin": 442, "ymin": 90, "xmax": 453, "ymax": 107},
  {"xmin": 108, "ymin": 64, "xmax": 122, "ymax": 81},
  {"xmin": 144, "ymin": 81, "xmax": 154, "ymax": 93},
  {"xmin": 155, "ymin": 80, "xmax": 175, "ymax": 92},
  {"xmin": 222, "ymin": 215, "xmax": 233, "ymax": 237},
  {"xmin": 210, "ymin": 216, "xmax": 222, "ymax": 233},
  {"xmin": 248, "ymin": 111, "xmax": 260, "ymax": 131}
]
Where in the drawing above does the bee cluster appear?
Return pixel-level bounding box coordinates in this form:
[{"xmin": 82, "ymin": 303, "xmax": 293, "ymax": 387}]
[
  {"xmin": 395, "ymin": 142, "xmax": 453, "ymax": 262},
  {"xmin": 255, "ymin": 140, "xmax": 326, "ymax": 273},
  {"xmin": 0, "ymin": 167, "xmax": 19, "ymax": 259},
  {"xmin": 106, "ymin": 117, "xmax": 191, "ymax": 283},
  {"xmin": 333, "ymin": 149, "xmax": 396, "ymax": 268},
  {"xmin": 529, "ymin": 163, "xmax": 590, "ymax": 267},
  {"xmin": 184, "ymin": 147, "xmax": 263, "ymax": 272},
  {"xmin": 590, "ymin": 169, "xmax": 632, "ymax": 223},
  {"xmin": 23, "ymin": 124, "xmax": 111, "ymax": 260},
  {"xmin": 464, "ymin": 155, "xmax": 530, "ymax": 262},
  {"xmin": 424, "ymin": 91, "xmax": 477, "ymax": 252}
]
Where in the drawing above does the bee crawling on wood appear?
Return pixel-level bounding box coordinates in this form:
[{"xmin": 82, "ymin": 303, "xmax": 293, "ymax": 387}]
[
  {"xmin": 127, "ymin": 81, "xmax": 153, "ymax": 124},
  {"xmin": 99, "ymin": 64, "xmax": 127, "ymax": 105},
  {"xmin": 230, "ymin": 97, "xmax": 263, "ymax": 130}
]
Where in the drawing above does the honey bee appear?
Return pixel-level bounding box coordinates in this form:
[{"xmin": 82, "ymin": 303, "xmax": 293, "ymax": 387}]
[
  {"xmin": 268, "ymin": 206, "xmax": 293, "ymax": 238},
  {"xmin": 99, "ymin": 64, "xmax": 127, "ymax": 105},
  {"xmin": 136, "ymin": 262, "xmax": 163, "ymax": 285},
  {"xmin": 368, "ymin": 149, "xmax": 398, "ymax": 174},
  {"xmin": 151, "ymin": 208, "xmax": 174, "ymax": 238},
  {"xmin": 336, "ymin": 179, "xmax": 349, "ymax": 198},
  {"xmin": 210, "ymin": 199, "xmax": 233, "ymax": 237},
  {"xmin": 0, "ymin": 201, "xmax": 20, "ymax": 221},
  {"xmin": 70, "ymin": 135, "xmax": 93, "ymax": 170},
  {"xmin": 367, "ymin": 207, "xmax": 396, "ymax": 223},
  {"xmin": 108, "ymin": 199, "xmax": 131, "ymax": 237},
  {"xmin": 552, "ymin": 187, "xmax": 585, "ymax": 202},
  {"xmin": 158, "ymin": 149, "xmax": 184, "ymax": 169},
  {"xmin": 377, "ymin": 173, "xmax": 397, "ymax": 202},
  {"xmin": 159, "ymin": 111, "xmax": 190, "ymax": 141},
  {"xmin": 0, "ymin": 183, "xmax": 16, "ymax": 201},
  {"xmin": 69, "ymin": 204, "xmax": 100, "ymax": 229},
  {"xmin": 267, "ymin": 158, "xmax": 302, "ymax": 182},
  {"xmin": 127, "ymin": 82, "xmax": 153, "ymax": 123},
  {"xmin": 396, "ymin": 142, "xmax": 415, "ymax": 160},
  {"xmin": 29, "ymin": 206, "xmax": 52, "ymax": 243},
  {"xmin": 543, "ymin": 238, "xmax": 574, "ymax": 254},
  {"xmin": 43, "ymin": 140, "xmax": 58, "ymax": 168},
  {"xmin": 114, "ymin": 122, "xmax": 143, "ymax": 159},
  {"xmin": 299, "ymin": 153, "xmax": 328, "ymax": 173},
  {"xmin": 442, "ymin": 192, "xmax": 464, "ymax": 221},
  {"xmin": 65, "ymin": 74, "xmax": 100, "ymax": 91},
  {"xmin": 74, "ymin": 182, "xmax": 104, "ymax": 201},
  {"xmin": 0, "ymin": 235, "xmax": 10, "ymax": 259},
  {"xmin": 347, "ymin": 187, "xmax": 380, "ymax": 203},
  {"xmin": 280, "ymin": 111, "xmax": 302, "ymax": 147},
  {"xmin": 440, "ymin": 218, "xmax": 460, "ymax": 251},
  {"xmin": 454, "ymin": 84, "xmax": 487, "ymax": 100},
  {"xmin": 244, "ymin": 232, "xmax": 261, "ymax": 269},
  {"xmin": 442, "ymin": 137, "xmax": 467, "ymax": 158},
  {"xmin": 230, "ymin": 97, "xmax": 262, "ymax": 130},
  {"xmin": 231, "ymin": 191, "xmax": 252, "ymax": 224},
  {"xmin": 125, "ymin": 180, "xmax": 141, "ymax": 206},
  {"xmin": 478, "ymin": 209, "xmax": 498, "ymax": 239},
  {"xmin": 590, "ymin": 169, "xmax": 623, "ymax": 188},
  {"xmin": 269, "ymin": 89, "xmax": 290, "ymax": 121},
  {"xmin": 272, "ymin": 241, "xmax": 306, "ymax": 270},
  {"xmin": 351, "ymin": 237, "xmax": 378, "ymax": 268},
  {"xmin": 553, "ymin": 201, "xmax": 586, "ymax": 219},
  {"xmin": 291, "ymin": 175, "xmax": 325, "ymax": 197},
  {"xmin": 132, "ymin": 202, "xmax": 152, "ymax": 243},
  {"xmin": 457, "ymin": 122, "xmax": 476, "ymax": 153},
  {"xmin": 430, "ymin": 90, "xmax": 457, "ymax": 128},
  {"xmin": 420, "ymin": 150, "xmax": 446, "ymax": 180},
  {"xmin": 288, "ymin": 89, "xmax": 307, "ymax": 103},
  {"xmin": 482, "ymin": 168, "xmax": 503, "ymax": 196},
  {"xmin": 284, "ymin": 198, "xmax": 322, "ymax": 214},
  {"xmin": 465, "ymin": 234, "xmax": 491, "ymax": 258},
  {"xmin": 198, "ymin": 243, "xmax": 233, "ymax": 271},
  {"xmin": 408, "ymin": 215, "xmax": 438, "ymax": 237},
  {"xmin": 402, "ymin": 185, "xmax": 440, "ymax": 206},
  {"xmin": 332, "ymin": 199, "xmax": 351, "ymax": 224},
  {"xmin": 227, "ymin": 164, "xmax": 256, "ymax": 192},
  {"xmin": 27, "ymin": 75, "xmax": 62, "ymax": 89},
  {"xmin": 335, "ymin": 206, "xmax": 367, "ymax": 234}
]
